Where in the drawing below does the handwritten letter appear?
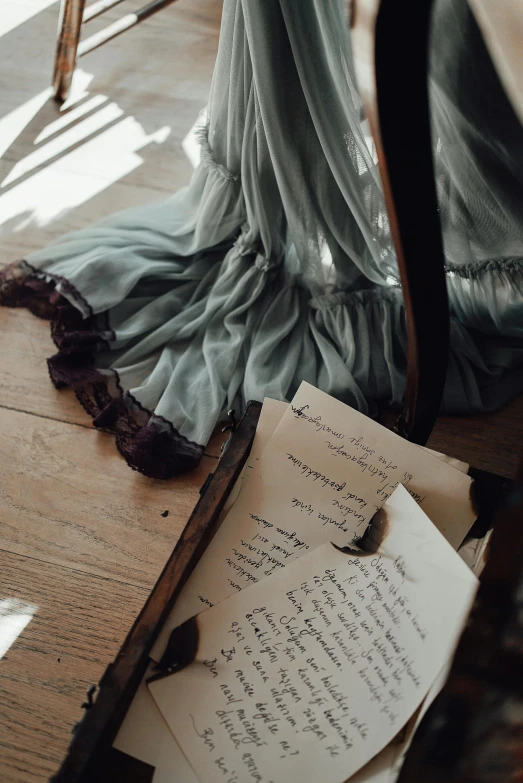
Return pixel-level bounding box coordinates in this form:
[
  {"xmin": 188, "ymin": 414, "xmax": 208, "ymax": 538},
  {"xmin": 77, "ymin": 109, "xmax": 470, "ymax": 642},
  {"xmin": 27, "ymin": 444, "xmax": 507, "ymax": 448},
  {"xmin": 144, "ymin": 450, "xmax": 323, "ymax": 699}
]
[
  {"xmin": 152, "ymin": 384, "xmax": 474, "ymax": 660},
  {"xmin": 149, "ymin": 486, "xmax": 477, "ymax": 783}
]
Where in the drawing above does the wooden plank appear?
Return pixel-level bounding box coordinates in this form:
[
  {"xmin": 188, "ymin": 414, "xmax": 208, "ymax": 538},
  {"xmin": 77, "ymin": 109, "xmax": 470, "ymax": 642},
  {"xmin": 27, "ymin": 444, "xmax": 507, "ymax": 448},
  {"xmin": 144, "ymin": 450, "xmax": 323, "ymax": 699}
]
[
  {"xmin": 379, "ymin": 394, "xmax": 523, "ymax": 480},
  {"xmin": 0, "ymin": 306, "xmax": 94, "ymax": 425},
  {"xmin": 0, "ymin": 0, "xmax": 220, "ymax": 105},
  {"xmin": 427, "ymin": 396, "xmax": 523, "ymax": 479},
  {"xmin": 0, "ymin": 84, "xmax": 202, "ymax": 200},
  {"xmin": 0, "ymin": 549, "xmax": 148, "ymax": 783},
  {"xmin": 0, "ymin": 3, "xmax": 224, "ymax": 782},
  {"xmin": 0, "ymin": 0, "xmax": 219, "ymax": 125},
  {"xmin": 0, "ymin": 405, "xmax": 217, "ymax": 588}
]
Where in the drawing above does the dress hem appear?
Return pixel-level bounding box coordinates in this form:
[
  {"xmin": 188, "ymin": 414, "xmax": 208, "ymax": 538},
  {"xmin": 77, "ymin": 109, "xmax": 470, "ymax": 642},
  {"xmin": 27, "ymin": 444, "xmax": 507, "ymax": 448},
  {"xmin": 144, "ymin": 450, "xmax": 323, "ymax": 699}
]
[{"xmin": 0, "ymin": 260, "xmax": 204, "ymax": 480}]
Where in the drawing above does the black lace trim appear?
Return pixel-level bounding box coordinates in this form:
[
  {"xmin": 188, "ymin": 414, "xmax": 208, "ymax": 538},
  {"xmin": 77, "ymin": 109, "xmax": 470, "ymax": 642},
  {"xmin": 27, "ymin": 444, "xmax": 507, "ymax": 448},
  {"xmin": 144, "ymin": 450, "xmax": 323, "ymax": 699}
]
[{"xmin": 0, "ymin": 261, "xmax": 204, "ymax": 479}]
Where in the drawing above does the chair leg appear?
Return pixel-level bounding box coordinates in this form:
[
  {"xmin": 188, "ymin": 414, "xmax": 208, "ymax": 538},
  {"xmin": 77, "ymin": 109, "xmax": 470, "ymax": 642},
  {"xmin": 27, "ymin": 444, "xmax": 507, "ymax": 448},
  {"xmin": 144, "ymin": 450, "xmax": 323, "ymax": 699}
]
[{"xmin": 52, "ymin": 0, "xmax": 87, "ymax": 103}]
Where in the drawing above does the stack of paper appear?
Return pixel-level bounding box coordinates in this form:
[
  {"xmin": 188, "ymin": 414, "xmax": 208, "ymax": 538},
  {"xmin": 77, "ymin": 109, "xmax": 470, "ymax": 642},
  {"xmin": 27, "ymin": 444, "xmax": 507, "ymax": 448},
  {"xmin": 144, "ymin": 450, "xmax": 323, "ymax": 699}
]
[{"xmin": 114, "ymin": 383, "xmax": 480, "ymax": 783}]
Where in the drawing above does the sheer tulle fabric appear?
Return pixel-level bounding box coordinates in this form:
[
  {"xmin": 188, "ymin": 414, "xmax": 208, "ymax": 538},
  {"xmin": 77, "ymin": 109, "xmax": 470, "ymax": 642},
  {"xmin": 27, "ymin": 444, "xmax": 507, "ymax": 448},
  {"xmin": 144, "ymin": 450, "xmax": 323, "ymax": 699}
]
[{"xmin": 1, "ymin": 0, "xmax": 522, "ymax": 477}]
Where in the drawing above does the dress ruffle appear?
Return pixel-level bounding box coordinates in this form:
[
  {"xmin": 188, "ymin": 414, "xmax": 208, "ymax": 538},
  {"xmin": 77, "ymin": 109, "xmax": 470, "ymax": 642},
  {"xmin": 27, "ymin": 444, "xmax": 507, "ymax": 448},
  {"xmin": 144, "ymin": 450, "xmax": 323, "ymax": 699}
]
[
  {"xmin": 2, "ymin": 248, "xmax": 523, "ymax": 479},
  {"xmin": 0, "ymin": 261, "xmax": 204, "ymax": 479}
]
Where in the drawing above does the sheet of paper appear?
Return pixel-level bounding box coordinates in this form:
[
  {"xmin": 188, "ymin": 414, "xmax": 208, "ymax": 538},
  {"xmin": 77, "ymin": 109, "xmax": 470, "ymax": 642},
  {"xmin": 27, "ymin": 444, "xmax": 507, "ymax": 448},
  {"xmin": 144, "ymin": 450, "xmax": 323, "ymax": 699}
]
[
  {"xmin": 150, "ymin": 399, "xmax": 285, "ymax": 662},
  {"xmin": 118, "ymin": 392, "xmax": 473, "ymax": 780},
  {"xmin": 348, "ymin": 742, "xmax": 400, "ymax": 783},
  {"xmin": 152, "ymin": 383, "xmax": 474, "ymax": 661},
  {"xmin": 262, "ymin": 383, "xmax": 474, "ymax": 548},
  {"xmin": 113, "ymin": 666, "xmax": 200, "ymax": 783},
  {"xmin": 459, "ymin": 529, "xmax": 492, "ymax": 575},
  {"xmin": 224, "ymin": 401, "xmax": 467, "ymax": 518},
  {"xmin": 149, "ymin": 486, "xmax": 477, "ymax": 783},
  {"xmin": 222, "ymin": 399, "xmax": 288, "ymax": 515},
  {"xmin": 422, "ymin": 447, "xmax": 469, "ymax": 474},
  {"xmin": 354, "ymin": 526, "xmax": 489, "ymax": 783},
  {"xmin": 350, "ymin": 512, "xmax": 490, "ymax": 783}
]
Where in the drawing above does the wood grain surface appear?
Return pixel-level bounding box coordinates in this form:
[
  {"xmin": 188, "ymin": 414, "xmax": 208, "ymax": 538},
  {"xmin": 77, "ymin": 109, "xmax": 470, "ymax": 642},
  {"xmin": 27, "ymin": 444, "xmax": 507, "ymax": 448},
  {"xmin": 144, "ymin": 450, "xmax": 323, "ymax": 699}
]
[
  {"xmin": 427, "ymin": 397, "xmax": 523, "ymax": 479},
  {"xmin": 0, "ymin": 1, "xmax": 221, "ymax": 780},
  {"xmin": 0, "ymin": 405, "xmax": 218, "ymax": 588},
  {"xmin": 0, "ymin": 306, "xmax": 94, "ymax": 426},
  {"xmin": 0, "ymin": 550, "xmax": 149, "ymax": 783}
]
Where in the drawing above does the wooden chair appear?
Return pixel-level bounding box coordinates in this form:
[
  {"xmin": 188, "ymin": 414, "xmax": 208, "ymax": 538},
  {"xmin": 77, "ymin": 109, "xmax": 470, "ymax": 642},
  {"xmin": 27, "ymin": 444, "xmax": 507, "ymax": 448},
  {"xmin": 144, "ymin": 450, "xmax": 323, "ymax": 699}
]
[{"xmin": 53, "ymin": 0, "xmax": 179, "ymax": 102}]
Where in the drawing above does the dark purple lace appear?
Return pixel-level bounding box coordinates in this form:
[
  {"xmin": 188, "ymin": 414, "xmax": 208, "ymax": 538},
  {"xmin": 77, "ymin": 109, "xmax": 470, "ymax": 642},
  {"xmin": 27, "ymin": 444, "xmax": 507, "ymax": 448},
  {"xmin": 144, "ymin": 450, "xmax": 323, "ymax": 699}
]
[{"xmin": 0, "ymin": 261, "xmax": 204, "ymax": 479}]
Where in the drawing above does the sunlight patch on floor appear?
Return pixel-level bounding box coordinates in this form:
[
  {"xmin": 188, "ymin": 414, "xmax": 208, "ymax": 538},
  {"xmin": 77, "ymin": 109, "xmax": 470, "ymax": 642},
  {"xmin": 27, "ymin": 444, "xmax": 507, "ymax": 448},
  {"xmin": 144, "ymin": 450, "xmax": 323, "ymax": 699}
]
[
  {"xmin": 0, "ymin": 118, "xmax": 171, "ymax": 230},
  {"xmin": 0, "ymin": 88, "xmax": 53, "ymax": 160},
  {"xmin": 0, "ymin": 597, "xmax": 37, "ymax": 658},
  {"xmin": 2, "ymin": 102, "xmax": 127, "ymax": 186},
  {"xmin": 0, "ymin": 69, "xmax": 172, "ymax": 232},
  {"xmin": 0, "ymin": 69, "xmax": 95, "ymax": 162},
  {"xmin": 182, "ymin": 106, "xmax": 208, "ymax": 169},
  {"xmin": 0, "ymin": 0, "xmax": 58, "ymax": 40},
  {"xmin": 35, "ymin": 94, "xmax": 109, "ymax": 143}
]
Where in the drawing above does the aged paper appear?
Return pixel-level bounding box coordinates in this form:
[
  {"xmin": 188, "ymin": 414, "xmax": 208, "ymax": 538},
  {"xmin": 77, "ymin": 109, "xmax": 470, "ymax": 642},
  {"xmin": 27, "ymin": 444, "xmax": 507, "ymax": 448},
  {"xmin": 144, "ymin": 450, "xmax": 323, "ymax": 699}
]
[
  {"xmin": 113, "ymin": 666, "xmax": 199, "ymax": 783},
  {"xmin": 230, "ymin": 403, "xmax": 468, "ymax": 520},
  {"xmin": 422, "ymin": 447, "xmax": 468, "ymax": 474},
  {"xmin": 149, "ymin": 486, "xmax": 477, "ymax": 783},
  {"xmin": 117, "ymin": 392, "xmax": 474, "ymax": 780},
  {"xmin": 222, "ymin": 399, "xmax": 288, "ymax": 515},
  {"xmin": 260, "ymin": 383, "xmax": 473, "ymax": 547},
  {"xmin": 152, "ymin": 383, "xmax": 474, "ymax": 661}
]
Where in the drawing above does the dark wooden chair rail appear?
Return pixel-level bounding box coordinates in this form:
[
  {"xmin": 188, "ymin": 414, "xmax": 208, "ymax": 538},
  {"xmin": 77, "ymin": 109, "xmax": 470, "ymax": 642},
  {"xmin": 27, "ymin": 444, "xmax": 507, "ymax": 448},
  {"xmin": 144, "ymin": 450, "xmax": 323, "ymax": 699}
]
[{"xmin": 351, "ymin": 0, "xmax": 450, "ymax": 447}]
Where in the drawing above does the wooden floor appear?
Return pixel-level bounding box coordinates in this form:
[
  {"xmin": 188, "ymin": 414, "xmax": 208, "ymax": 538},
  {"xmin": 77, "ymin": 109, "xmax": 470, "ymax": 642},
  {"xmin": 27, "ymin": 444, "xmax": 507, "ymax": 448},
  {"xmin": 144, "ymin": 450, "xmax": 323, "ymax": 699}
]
[
  {"xmin": 0, "ymin": 2, "xmax": 223, "ymax": 781},
  {"xmin": 0, "ymin": 3, "xmax": 522, "ymax": 782}
]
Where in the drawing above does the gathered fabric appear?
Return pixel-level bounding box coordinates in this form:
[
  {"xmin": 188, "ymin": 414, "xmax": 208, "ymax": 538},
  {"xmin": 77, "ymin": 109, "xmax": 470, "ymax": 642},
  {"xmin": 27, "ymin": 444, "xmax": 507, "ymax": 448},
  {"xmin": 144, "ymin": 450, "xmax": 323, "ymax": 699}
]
[{"xmin": 1, "ymin": 0, "xmax": 522, "ymax": 478}]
